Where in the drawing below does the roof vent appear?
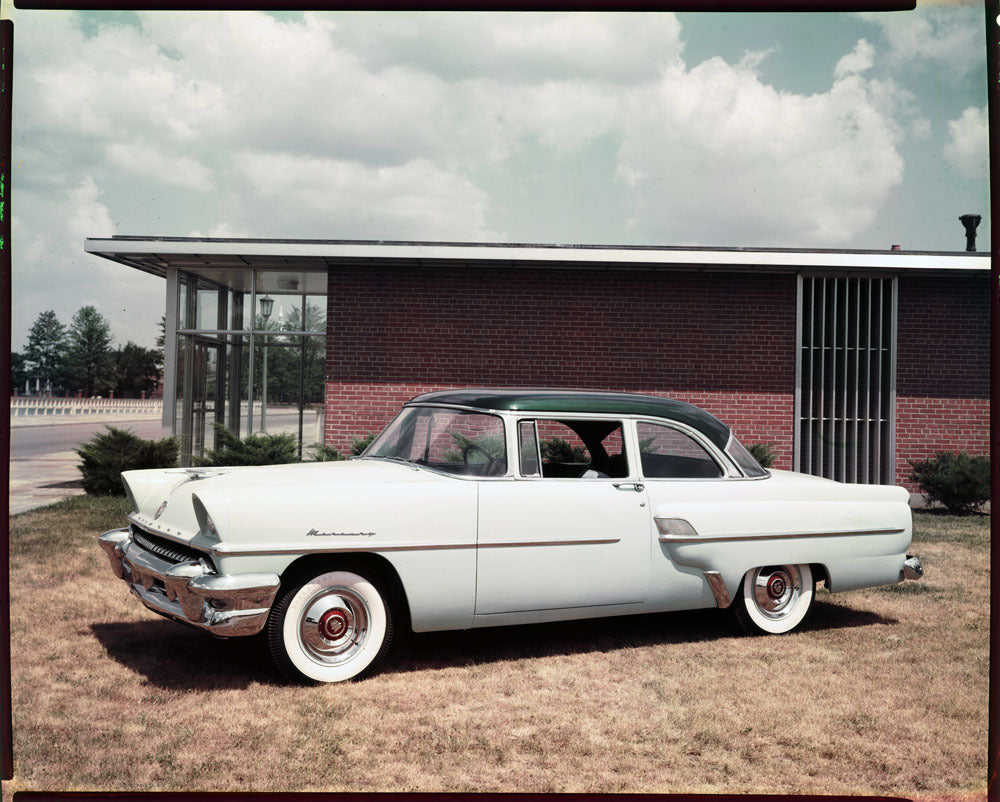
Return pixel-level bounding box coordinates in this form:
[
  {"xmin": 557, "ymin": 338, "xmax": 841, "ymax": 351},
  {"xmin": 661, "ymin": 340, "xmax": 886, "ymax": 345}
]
[{"xmin": 959, "ymin": 214, "xmax": 981, "ymax": 252}]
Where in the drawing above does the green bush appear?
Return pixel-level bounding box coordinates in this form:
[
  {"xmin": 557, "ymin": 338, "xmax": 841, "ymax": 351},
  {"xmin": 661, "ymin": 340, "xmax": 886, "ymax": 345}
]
[
  {"xmin": 541, "ymin": 437, "xmax": 587, "ymax": 463},
  {"xmin": 351, "ymin": 432, "xmax": 377, "ymax": 456},
  {"xmin": 746, "ymin": 442, "xmax": 778, "ymax": 468},
  {"xmin": 199, "ymin": 424, "xmax": 299, "ymax": 466},
  {"xmin": 311, "ymin": 444, "xmax": 347, "ymax": 461},
  {"xmin": 909, "ymin": 451, "xmax": 990, "ymax": 515},
  {"xmin": 75, "ymin": 426, "xmax": 178, "ymax": 496},
  {"xmin": 310, "ymin": 433, "xmax": 378, "ymax": 462}
]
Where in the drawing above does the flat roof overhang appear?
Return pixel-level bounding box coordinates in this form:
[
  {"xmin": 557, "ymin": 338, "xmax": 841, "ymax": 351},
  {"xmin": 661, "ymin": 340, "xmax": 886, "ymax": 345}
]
[{"xmin": 84, "ymin": 235, "xmax": 992, "ymax": 278}]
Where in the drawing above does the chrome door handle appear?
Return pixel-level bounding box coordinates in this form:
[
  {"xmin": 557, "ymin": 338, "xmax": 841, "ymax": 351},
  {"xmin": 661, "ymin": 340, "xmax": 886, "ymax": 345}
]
[{"xmin": 613, "ymin": 482, "xmax": 645, "ymax": 492}]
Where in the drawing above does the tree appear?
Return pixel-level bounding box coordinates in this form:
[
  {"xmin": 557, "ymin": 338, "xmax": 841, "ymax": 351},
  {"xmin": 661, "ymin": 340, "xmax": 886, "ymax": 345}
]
[
  {"xmin": 23, "ymin": 310, "xmax": 68, "ymax": 393},
  {"xmin": 113, "ymin": 342, "xmax": 161, "ymax": 398},
  {"xmin": 66, "ymin": 306, "xmax": 115, "ymax": 397},
  {"xmin": 10, "ymin": 352, "xmax": 28, "ymax": 393},
  {"xmin": 154, "ymin": 315, "xmax": 166, "ymax": 373}
]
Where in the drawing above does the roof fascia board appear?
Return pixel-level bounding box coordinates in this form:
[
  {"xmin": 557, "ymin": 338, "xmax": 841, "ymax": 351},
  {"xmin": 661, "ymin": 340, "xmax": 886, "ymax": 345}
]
[{"xmin": 84, "ymin": 237, "xmax": 991, "ymax": 273}]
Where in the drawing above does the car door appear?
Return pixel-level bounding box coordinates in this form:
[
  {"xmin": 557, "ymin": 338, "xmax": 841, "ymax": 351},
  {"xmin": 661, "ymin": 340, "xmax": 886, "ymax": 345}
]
[{"xmin": 474, "ymin": 417, "xmax": 650, "ymax": 615}]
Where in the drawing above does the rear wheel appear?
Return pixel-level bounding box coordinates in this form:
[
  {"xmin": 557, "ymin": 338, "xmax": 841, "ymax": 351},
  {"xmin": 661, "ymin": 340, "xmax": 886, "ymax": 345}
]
[
  {"xmin": 733, "ymin": 564, "xmax": 814, "ymax": 635},
  {"xmin": 267, "ymin": 567, "xmax": 394, "ymax": 684}
]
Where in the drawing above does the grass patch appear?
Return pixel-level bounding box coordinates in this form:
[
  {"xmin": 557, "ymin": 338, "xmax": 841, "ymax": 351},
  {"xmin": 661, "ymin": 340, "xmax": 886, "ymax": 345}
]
[
  {"xmin": 876, "ymin": 581, "xmax": 934, "ymax": 595},
  {"xmin": 5, "ymin": 498, "xmax": 990, "ymax": 796},
  {"xmin": 911, "ymin": 509, "xmax": 990, "ymax": 548}
]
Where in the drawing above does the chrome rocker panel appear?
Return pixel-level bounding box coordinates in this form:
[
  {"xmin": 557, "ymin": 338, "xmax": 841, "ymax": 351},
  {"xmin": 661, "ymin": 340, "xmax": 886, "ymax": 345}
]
[{"xmin": 98, "ymin": 528, "xmax": 280, "ymax": 637}]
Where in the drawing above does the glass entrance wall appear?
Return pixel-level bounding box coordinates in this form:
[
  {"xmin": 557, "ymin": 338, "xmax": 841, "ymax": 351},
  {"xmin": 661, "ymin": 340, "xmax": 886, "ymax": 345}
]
[{"xmin": 172, "ymin": 268, "xmax": 326, "ymax": 465}]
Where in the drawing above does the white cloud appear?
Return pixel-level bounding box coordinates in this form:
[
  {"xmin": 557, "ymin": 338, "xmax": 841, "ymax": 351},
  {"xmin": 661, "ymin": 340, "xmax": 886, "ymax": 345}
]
[
  {"xmin": 12, "ymin": 175, "xmax": 162, "ymax": 351},
  {"xmin": 66, "ymin": 176, "xmax": 115, "ymax": 240},
  {"xmin": 106, "ymin": 143, "xmax": 213, "ymax": 191},
  {"xmin": 616, "ymin": 58, "xmax": 907, "ymax": 245},
  {"xmin": 329, "ymin": 12, "xmax": 684, "ymax": 84},
  {"xmin": 910, "ymin": 117, "xmax": 932, "ymax": 141},
  {"xmin": 188, "ymin": 222, "xmax": 252, "ymax": 239},
  {"xmin": 8, "ymin": 5, "xmax": 988, "ymax": 354},
  {"xmin": 738, "ymin": 47, "xmax": 777, "ymax": 72},
  {"xmin": 235, "ymin": 151, "xmax": 500, "ymax": 241},
  {"xmin": 944, "ymin": 105, "xmax": 989, "ymax": 178},
  {"xmin": 834, "ymin": 39, "xmax": 875, "ymax": 78},
  {"xmin": 858, "ymin": 6, "xmax": 983, "ymax": 76}
]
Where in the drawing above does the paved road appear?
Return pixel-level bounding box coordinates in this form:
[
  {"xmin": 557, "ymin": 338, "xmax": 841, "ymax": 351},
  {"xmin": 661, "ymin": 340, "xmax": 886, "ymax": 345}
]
[
  {"xmin": 10, "ymin": 419, "xmax": 169, "ymax": 459},
  {"xmin": 9, "ymin": 410, "xmax": 313, "ymax": 460},
  {"xmin": 8, "ymin": 409, "xmax": 319, "ymax": 515}
]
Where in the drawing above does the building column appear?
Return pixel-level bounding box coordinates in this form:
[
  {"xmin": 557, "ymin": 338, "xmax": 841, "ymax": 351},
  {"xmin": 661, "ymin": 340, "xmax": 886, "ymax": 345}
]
[{"xmin": 161, "ymin": 268, "xmax": 179, "ymax": 436}]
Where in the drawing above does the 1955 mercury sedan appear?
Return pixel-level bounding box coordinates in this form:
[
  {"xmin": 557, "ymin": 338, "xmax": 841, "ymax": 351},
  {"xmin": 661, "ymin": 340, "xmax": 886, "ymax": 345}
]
[{"xmin": 99, "ymin": 390, "xmax": 923, "ymax": 684}]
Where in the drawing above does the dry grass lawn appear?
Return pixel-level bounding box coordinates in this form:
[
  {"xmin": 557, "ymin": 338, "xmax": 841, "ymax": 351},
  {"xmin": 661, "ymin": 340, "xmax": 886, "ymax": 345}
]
[{"xmin": 5, "ymin": 496, "xmax": 989, "ymax": 796}]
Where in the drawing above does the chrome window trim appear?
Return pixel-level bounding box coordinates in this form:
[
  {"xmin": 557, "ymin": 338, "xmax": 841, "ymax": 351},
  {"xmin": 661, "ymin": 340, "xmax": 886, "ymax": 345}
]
[
  {"xmin": 364, "ymin": 405, "xmax": 512, "ymax": 479},
  {"xmin": 632, "ymin": 418, "xmax": 738, "ymax": 480},
  {"xmin": 510, "ymin": 412, "xmax": 633, "ymax": 481}
]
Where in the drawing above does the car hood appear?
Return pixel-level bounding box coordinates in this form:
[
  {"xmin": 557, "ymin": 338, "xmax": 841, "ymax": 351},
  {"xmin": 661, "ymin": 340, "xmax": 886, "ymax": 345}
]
[{"xmin": 123, "ymin": 458, "xmax": 450, "ymax": 549}]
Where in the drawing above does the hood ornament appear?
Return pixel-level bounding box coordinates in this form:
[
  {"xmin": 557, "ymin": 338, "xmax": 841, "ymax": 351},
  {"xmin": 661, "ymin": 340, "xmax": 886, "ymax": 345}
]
[{"xmin": 154, "ymin": 500, "xmax": 168, "ymax": 520}]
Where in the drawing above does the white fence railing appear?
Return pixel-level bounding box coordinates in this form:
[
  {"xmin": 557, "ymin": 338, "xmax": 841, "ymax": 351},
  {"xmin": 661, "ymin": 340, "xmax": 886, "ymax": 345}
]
[{"xmin": 10, "ymin": 398, "xmax": 163, "ymax": 417}]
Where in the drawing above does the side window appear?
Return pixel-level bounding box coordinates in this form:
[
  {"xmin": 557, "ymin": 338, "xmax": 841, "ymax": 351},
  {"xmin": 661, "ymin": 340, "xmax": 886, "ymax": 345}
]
[
  {"xmin": 522, "ymin": 419, "xmax": 629, "ymax": 479},
  {"xmin": 637, "ymin": 422, "xmax": 724, "ymax": 479}
]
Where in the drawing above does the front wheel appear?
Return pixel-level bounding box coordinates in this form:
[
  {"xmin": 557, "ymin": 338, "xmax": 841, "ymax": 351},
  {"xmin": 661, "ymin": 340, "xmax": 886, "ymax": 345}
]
[
  {"xmin": 266, "ymin": 567, "xmax": 394, "ymax": 684},
  {"xmin": 733, "ymin": 564, "xmax": 814, "ymax": 635}
]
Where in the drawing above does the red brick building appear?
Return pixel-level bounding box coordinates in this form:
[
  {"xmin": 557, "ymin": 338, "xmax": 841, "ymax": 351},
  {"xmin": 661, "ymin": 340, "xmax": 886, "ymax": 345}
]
[{"xmin": 85, "ymin": 238, "xmax": 989, "ymax": 489}]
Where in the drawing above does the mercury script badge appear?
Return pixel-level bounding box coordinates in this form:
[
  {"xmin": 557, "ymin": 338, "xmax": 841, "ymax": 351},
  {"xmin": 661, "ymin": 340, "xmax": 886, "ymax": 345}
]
[{"xmin": 305, "ymin": 528, "xmax": 375, "ymax": 537}]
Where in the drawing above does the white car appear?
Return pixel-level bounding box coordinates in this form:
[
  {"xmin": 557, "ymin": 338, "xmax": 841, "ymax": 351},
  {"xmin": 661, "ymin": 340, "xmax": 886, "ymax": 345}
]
[{"xmin": 99, "ymin": 389, "xmax": 922, "ymax": 684}]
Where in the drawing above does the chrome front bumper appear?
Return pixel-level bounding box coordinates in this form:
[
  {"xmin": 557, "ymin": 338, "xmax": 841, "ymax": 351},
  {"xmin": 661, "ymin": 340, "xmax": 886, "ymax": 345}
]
[{"xmin": 98, "ymin": 528, "xmax": 280, "ymax": 637}]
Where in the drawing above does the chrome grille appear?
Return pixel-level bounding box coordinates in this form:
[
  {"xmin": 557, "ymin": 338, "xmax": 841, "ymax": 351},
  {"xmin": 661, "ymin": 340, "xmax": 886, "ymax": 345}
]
[{"xmin": 130, "ymin": 525, "xmax": 206, "ymax": 565}]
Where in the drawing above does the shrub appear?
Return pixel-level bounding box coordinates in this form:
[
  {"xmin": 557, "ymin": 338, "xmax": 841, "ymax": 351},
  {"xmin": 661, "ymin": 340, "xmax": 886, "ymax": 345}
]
[
  {"xmin": 310, "ymin": 433, "xmax": 377, "ymax": 462},
  {"xmin": 909, "ymin": 451, "xmax": 990, "ymax": 515},
  {"xmin": 311, "ymin": 444, "xmax": 347, "ymax": 462},
  {"xmin": 199, "ymin": 424, "xmax": 299, "ymax": 466},
  {"xmin": 351, "ymin": 432, "xmax": 377, "ymax": 456},
  {"xmin": 541, "ymin": 437, "xmax": 587, "ymax": 463},
  {"xmin": 746, "ymin": 442, "xmax": 778, "ymax": 468},
  {"xmin": 75, "ymin": 426, "xmax": 178, "ymax": 496}
]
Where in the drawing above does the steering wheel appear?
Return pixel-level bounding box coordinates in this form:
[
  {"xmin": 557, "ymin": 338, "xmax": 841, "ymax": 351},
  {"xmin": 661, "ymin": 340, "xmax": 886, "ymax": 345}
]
[{"xmin": 462, "ymin": 443, "xmax": 499, "ymax": 474}]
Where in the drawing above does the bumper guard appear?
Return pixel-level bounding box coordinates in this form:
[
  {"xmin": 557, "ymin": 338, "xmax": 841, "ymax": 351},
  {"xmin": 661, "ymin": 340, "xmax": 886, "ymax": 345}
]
[{"xmin": 98, "ymin": 528, "xmax": 280, "ymax": 637}]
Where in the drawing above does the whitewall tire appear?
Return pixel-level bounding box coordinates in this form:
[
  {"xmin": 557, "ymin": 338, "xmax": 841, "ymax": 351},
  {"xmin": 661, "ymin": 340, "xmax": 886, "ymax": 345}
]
[
  {"xmin": 267, "ymin": 568, "xmax": 394, "ymax": 684},
  {"xmin": 733, "ymin": 564, "xmax": 814, "ymax": 635}
]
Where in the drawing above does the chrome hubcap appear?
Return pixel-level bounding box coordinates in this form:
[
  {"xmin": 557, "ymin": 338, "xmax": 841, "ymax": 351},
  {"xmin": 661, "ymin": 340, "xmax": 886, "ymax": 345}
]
[
  {"xmin": 752, "ymin": 566, "xmax": 801, "ymax": 619},
  {"xmin": 299, "ymin": 589, "xmax": 370, "ymax": 666}
]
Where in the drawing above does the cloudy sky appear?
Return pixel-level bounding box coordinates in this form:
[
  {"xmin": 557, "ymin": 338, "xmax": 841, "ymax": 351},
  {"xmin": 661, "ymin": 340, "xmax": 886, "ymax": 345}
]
[{"xmin": 2, "ymin": 3, "xmax": 990, "ymax": 352}]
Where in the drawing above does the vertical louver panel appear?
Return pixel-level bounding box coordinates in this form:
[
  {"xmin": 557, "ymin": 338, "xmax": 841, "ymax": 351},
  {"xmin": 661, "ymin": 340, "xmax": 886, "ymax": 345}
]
[{"xmin": 795, "ymin": 276, "xmax": 896, "ymax": 484}]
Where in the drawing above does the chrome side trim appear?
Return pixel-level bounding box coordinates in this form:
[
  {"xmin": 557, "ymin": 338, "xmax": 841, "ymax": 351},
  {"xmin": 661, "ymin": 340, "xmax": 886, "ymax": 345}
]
[
  {"xmin": 210, "ymin": 536, "xmax": 620, "ymax": 556},
  {"xmin": 657, "ymin": 526, "xmax": 906, "ymax": 544},
  {"xmin": 704, "ymin": 571, "xmax": 732, "ymax": 609},
  {"xmin": 480, "ymin": 537, "xmax": 620, "ymax": 549}
]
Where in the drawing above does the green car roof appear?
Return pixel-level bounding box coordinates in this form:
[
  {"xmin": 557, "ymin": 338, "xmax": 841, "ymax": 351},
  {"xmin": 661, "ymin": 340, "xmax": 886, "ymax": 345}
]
[{"xmin": 408, "ymin": 389, "xmax": 732, "ymax": 450}]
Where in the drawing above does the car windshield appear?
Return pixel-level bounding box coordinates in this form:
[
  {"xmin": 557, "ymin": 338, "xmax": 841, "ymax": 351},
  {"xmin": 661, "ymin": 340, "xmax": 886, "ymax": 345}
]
[{"xmin": 362, "ymin": 406, "xmax": 508, "ymax": 477}]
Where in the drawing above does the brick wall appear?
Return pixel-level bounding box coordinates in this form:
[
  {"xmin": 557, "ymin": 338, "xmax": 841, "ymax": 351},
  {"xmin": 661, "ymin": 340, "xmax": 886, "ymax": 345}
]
[
  {"xmin": 326, "ymin": 266, "xmax": 798, "ymax": 468},
  {"xmin": 895, "ymin": 275, "xmax": 990, "ymax": 489}
]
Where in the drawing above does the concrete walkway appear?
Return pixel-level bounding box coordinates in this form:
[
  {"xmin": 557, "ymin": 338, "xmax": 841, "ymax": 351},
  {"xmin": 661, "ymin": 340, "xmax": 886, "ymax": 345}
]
[
  {"xmin": 8, "ymin": 451, "xmax": 86, "ymax": 515},
  {"xmin": 8, "ymin": 411, "xmax": 162, "ymax": 516}
]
